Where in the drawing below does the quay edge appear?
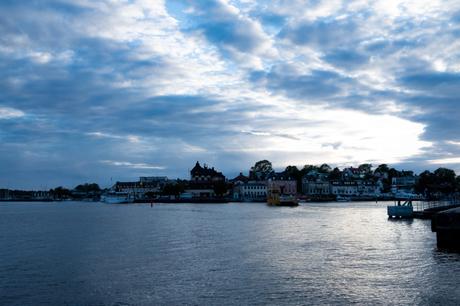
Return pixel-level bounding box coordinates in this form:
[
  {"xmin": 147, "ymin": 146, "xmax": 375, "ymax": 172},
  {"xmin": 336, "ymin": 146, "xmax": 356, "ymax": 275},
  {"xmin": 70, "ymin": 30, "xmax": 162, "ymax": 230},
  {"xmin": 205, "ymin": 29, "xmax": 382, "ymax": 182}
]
[{"xmin": 431, "ymin": 207, "xmax": 460, "ymax": 251}]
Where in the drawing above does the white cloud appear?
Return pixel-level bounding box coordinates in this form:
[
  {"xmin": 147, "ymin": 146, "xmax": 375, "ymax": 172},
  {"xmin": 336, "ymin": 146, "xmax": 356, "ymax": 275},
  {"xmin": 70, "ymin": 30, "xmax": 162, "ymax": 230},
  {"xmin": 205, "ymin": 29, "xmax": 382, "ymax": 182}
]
[
  {"xmin": 101, "ymin": 160, "xmax": 165, "ymax": 170},
  {"xmin": 0, "ymin": 107, "xmax": 25, "ymax": 119}
]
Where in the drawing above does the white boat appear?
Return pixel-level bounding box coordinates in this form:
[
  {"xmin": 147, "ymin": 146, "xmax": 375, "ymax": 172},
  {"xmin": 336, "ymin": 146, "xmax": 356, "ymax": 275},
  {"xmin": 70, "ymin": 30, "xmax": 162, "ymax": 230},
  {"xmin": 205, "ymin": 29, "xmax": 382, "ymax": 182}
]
[
  {"xmin": 101, "ymin": 192, "xmax": 134, "ymax": 204},
  {"xmin": 336, "ymin": 196, "xmax": 351, "ymax": 202}
]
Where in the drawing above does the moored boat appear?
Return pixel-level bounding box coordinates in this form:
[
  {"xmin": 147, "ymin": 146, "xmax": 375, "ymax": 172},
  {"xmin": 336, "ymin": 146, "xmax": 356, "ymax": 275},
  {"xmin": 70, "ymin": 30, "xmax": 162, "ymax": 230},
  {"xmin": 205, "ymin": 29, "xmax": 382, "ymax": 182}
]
[
  {"xmin": 101, "ymin": 192, "xmax": 134, "ymax": 204},
  {"xmin": 267, "ymin": 190, "xmax": 299, "ymax": 207},
  {"xmin": 336, "ymin": 195, "xmax": 351, "ymax": 202}
]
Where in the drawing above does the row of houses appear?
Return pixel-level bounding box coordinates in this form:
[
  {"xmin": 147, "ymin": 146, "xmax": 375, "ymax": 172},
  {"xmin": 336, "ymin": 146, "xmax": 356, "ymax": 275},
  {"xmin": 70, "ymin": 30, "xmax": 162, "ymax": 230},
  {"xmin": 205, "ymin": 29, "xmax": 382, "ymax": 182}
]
[
  {"xmin": 232, "ymin": 172, "xmax": 296, "ymax": 202},
  {"xmin": 232, "ymin": 169, "xmax": 418, "ymax": 201},
  {"xmin": 108, "ymin": 162, "xmax": 420, "ymax": 201}
]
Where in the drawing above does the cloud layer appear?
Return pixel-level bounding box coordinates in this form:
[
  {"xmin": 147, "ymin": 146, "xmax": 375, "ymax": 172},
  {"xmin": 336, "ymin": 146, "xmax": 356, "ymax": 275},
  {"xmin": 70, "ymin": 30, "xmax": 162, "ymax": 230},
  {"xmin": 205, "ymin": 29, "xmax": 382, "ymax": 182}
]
[{"xmin": 1, "ymin": 0, "xmax": 460, "ymax": 188}]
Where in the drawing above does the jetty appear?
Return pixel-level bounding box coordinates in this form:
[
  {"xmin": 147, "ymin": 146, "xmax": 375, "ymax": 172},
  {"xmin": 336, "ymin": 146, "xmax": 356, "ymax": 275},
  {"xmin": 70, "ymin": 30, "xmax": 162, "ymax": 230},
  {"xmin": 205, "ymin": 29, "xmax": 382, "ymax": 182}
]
[
  {"xmin": 413, "ymin": 200, "xmax": 460, "ymax": 219},
  {"xmin": 387, "ymin": 198, "xmax": 460, "ymax": 219},
  {"xmin": 431, "ymin": 207, "xmax": 460, "ymax": 250}
]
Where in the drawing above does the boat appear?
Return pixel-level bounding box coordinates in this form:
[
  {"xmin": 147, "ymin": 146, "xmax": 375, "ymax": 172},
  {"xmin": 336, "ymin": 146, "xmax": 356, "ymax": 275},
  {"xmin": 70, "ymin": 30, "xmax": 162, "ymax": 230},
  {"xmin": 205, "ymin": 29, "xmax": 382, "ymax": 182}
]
[
  {"xmin": 267, "ymin": 189, "xmax": 299, "ymax": 207},
  {"xmin": 336, "ymin": 196, "xmax": 351, "ymax": 202},
  {"xmin": 101, "ymin": 192, "xmax": 134, "ymax": 204}
]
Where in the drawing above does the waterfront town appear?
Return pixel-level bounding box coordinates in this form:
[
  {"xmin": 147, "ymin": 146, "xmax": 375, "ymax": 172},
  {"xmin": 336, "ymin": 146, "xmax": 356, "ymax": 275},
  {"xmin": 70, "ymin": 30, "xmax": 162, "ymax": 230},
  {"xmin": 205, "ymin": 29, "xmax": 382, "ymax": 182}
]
[{"xmin": 1, "ymin": 160, "xmax": 460, "ymax": 203}]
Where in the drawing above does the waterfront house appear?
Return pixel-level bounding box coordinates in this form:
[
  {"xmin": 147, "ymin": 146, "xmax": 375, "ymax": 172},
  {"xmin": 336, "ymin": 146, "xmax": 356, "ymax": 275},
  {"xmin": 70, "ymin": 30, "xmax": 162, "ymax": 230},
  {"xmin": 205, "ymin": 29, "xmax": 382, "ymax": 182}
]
[
  {"xmin": 185, "ymin": 161, "xmax": 226, "ymax": 198},
  {"xmin": 233, "ymin": 180, "xmax": 267, "ymax": 202},
  {"xmin": 330, "ymin": 181, "xmax": 359, "ymax": 197},
  {"xmin": 342, "ymin": 167, "xmax": 364, "ymax": 180},
  {"xmin": 113, "ymin": 176, "xmax": 169, "ymax": 199},
  {"xmin": 391, "ymin": 175, "xmax": 417, "ymax": 194},
  {"xmin": 301, "ymin": 171, "xmax": 330, "ymax": 196},
  {"xmin": 330, "ymin": 180, "xmax": 381, "ymax": 198},
  {"xmin": 267, "ymin": 172, "xmax": 297, "ymax": 195}
]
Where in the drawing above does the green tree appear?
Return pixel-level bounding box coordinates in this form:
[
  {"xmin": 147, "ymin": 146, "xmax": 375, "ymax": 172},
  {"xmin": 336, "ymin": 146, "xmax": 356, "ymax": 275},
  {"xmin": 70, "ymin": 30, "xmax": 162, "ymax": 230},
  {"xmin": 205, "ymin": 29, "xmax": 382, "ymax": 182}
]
[
  {"xmin": 250, "ymin": 160, "xmax": 274, "ymax": 180},
  {"xmin": 285, "ymin": 165, "xmax": 302, "ymax": 191},
  {"xmin": 374, "ymin": 164, "xmax": 389, "ymax": 175},
  {"xmin": 434, "ymin": 168, "xmax": 456, "ymax": 194},
  {"xmin": 50, "ymin": 186, "xmax": 71, "ymax": 200},
  {"xmin": 75, "ymin": 183, "xmax": 101, "ymax": 193},
  {"xmin": 329, "ymin": 167, "xmax": 342, "ymax": 180},
  {"xmin": 162, "ymin": 183, "xmax": 185, "ymax": 196},
  {"xmin": 358, "ymin": 163, "xmax": 372, "ymax": 174},
  {"xmin": 318, "ymin": 164, "xmax": 332, "ymax": 174},
  {"xmin": 213, "ymin": 181, "xmax": 228, "ymax": 196}
]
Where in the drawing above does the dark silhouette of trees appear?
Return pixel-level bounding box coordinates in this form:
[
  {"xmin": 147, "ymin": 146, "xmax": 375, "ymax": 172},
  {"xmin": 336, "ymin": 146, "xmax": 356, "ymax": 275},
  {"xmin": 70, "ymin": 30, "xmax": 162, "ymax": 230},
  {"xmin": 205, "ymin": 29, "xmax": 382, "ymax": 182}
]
[
  {"xmin": 318, "ymin": 164, "xmax": 332, "ymax": 174},
  {"xmin": 329, "ymin": 167, "xmax": 342, "ymax": 180},
  {"xmin": 161, "ymin": 182, "xmax": 186, "ymax": 196},
  {"xmin": 49, "ymin": 186, "xmax": 71, "ymax": 200},
  {"xmin": 374, "ymin": 164, "xmax": 389, "ymax": 175},
  {"xmin": 74, "ymin": 183, "xmax": 100, "ymax": 193},
  {"xmin": 415, "ymin": 168, "xmax": 457, "ymax": 198},
  {"xmin": 285, "ymin": 165, "xmax": 302, "ymax": 191},
  {"xmin": 250, "ymin": 160, "xmax": 274, "ymax": 180}
]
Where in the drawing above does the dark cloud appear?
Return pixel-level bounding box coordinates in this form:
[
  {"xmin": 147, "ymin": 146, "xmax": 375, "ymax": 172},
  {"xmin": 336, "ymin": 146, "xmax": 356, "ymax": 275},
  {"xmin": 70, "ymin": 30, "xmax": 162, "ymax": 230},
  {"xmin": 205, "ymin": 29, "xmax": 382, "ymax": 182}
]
[
  {"xmin": 279, "ymin": 18, "xmax": 359, "ymax": 48},
  {"xmin": 250, "ymin": 64, "xmax": 355, "ymax": 101},
  {"xmin": 1, "ymin": 0, "xmax": 460, "ymax": 188},
  {"xmin": 323, "ymin": 49, "xmax": 369, "ymax": 69},
  {"xmin": 183, "ymin": 0, "xmax": 270, "ymax": 58}
]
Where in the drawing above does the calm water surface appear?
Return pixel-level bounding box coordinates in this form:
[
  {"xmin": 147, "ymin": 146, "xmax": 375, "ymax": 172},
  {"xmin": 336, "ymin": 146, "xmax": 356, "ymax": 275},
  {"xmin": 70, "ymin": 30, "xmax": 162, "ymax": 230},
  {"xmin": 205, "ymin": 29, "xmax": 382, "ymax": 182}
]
[{"xmin": 1, "ymin": 201, "xmax": 459, "ymax": 305}]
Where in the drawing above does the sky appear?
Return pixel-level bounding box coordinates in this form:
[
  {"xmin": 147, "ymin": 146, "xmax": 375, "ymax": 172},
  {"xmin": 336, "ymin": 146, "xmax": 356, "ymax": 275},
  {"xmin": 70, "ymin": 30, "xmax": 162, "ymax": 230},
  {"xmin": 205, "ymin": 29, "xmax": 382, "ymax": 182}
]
[{"xmin": 1, "ymin": 0, "xmax": 460, "ymax": 189}]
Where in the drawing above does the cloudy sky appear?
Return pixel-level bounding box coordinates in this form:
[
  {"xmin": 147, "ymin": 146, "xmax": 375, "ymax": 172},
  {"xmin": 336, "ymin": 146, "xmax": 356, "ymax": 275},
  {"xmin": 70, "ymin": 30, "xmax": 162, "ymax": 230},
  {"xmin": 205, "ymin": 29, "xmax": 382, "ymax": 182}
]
[{"xmin": 1, "ymin": 0, "xmax": 460, "ymax": 188}]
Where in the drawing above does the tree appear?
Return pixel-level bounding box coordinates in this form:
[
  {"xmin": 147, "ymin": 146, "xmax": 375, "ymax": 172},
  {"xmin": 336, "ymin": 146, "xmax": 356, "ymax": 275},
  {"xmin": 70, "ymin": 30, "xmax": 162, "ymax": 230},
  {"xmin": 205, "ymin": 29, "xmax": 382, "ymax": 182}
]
[
  {"xmin": 318, "ymin": 164, "xmax": 332, "ymax": 174},
  {"xmin": 213, "ymin": 181, "xmax": 228, "ymax": 196},
  {"xmin": 329, "ymin": 167, "xmax": 342, "ymax": 180},
  {"xmin": 250, "ymin": 160, "xmax": 274, "ymax": 180},
  {"xmin": 300, "ymin": 165, "xmax": 318, "ymax": 177},
  {"xmin": 284, "ymin": 165, "xmax": 300, "ymax": 178},
  {"xmin": 74, "ymin": 183, "xmax": 101, "ymax": 193},
  {"xmin": 285, "ymin": 165, "xmax": 302, "ymax": 191},
  {"xmin": 434, "ymin": 167, "xmax": 456, "ymax": 194},
  {"xmin": 374, "ymin": 164, "xmax": 389, "ymax": 174},
  {"xmin": 388, "ymin": 168, "xmax": 401, "ymax": 178},
  {"xmin": 415, "ymin": 170, "xmax": 434, "ymax": 195},
  {"xmin": 161, "ymin": 182, "xmax": 185, "ymax": 196},
  {"xmin": 50, "ymin": 186, "xmax": 71, "ymax": 200},
  {"xmin": 358, "ymin": 163, "xmax": 372, "ymax": 174}
]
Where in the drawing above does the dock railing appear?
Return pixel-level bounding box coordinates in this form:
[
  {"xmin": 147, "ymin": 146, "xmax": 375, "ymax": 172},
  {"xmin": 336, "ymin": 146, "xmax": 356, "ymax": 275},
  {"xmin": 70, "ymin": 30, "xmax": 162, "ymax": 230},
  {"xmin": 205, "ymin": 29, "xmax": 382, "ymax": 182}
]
[{"xmin": 413, "ymin": 197, "xmax": 460, "ymax": 212}]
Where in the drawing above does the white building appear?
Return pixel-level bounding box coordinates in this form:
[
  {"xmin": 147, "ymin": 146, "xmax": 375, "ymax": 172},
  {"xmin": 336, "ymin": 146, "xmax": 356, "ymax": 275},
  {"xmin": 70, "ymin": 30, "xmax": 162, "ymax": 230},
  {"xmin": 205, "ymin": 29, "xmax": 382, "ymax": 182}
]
[
  {"xmin": 233, "ymin": 181, "xmax": 267, "ymax": 202},
  {"xmin": 112, "ymin": 177, "xmax": 169, "ymax": 199},
  {"xmin": 391, "ymin": 176, "xmax": 417, "ymax": 194},
  {"xmin": 302, "ymin": 180, "xmax": 330, "ymax": 195},
  {"xmin": 330, "ymin": 181, "xmax": 359, "ymax": 196}
]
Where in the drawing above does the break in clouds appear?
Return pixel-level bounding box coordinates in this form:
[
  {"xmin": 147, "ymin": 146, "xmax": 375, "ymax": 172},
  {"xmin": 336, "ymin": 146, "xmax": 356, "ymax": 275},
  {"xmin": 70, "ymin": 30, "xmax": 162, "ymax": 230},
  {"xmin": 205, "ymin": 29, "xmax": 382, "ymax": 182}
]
[{"xmin": 1, "ymin": 0, "xmax": 460, "ymax": 188}]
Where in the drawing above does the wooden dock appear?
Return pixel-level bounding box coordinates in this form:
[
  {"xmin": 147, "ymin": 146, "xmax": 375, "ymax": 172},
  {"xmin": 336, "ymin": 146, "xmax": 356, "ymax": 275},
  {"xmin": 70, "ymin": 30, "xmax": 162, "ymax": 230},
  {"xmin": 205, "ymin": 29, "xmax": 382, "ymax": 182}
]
[{"xmin": 412, "ymin": 200, "xmax": 460, "ymax": 219}]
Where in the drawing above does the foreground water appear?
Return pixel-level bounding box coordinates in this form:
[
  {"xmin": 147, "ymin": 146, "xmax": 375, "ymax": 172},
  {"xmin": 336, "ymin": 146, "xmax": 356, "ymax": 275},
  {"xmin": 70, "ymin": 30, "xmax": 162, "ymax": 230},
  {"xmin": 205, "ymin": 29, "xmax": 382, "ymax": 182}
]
[{"xmin": 1, "ymin": 201, "xmax": 459, "ymax": 305}]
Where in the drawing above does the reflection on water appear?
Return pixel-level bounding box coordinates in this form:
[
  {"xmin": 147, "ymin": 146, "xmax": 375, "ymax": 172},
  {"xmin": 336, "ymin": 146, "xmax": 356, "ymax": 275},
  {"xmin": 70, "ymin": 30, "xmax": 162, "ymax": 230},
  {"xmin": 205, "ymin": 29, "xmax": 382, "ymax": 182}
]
[{"xmin": 0, "ymin": 201, "xmax": 459, "ymax": 305}]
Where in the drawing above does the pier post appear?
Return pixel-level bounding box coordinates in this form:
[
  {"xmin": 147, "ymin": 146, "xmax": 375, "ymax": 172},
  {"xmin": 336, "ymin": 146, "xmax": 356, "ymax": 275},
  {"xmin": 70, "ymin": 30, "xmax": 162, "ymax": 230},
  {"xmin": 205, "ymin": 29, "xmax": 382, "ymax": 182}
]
[{"xmin": 431, "ymin": 207, "xmax": 460, "ymax": 251}]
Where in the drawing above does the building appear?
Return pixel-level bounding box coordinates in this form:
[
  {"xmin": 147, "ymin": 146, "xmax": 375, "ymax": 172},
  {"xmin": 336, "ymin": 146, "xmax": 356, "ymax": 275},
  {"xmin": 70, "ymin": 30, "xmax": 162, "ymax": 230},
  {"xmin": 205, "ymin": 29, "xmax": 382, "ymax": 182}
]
[
  {"xmin": 330, "ymin": 180, "xmax": 380, "ymax": 197},
  {"xmin": 112, "ymin": 177, "xmax": 169, "ymax": 199},
  {"xmin": 186, "ymin": 161, "xmax": 226, "ymax": 198},
  {"xmin": 330, "ymin": 181, "xmax": 359, "ymax": 196},
  {"xmin": 233, "ymin": 180, "xmax": 267, "ymax": 202},
  {"xmin": 302, "ymin": 181, "xmax": 331, "ymax": 196},
  {"xmin": 391, "ymin": 176, "xmax": 417, "ymax": 194},
  {"xmin": 302, "ymin": 171, "xmax": 330, "ymax": 196},
  {"xmin": 356, "ymin": 180, "xmax": 381, "ymax": 196},
  {"xmin": 267, "ymin": 172, "xmax": 297, "ymax": 195},
  {"xmin": 140, "ymin": 176, "xmax": 168, "ymax": 184},
  {"xmin": 342, "ymin": 167, "xmax": 364, "ymax": 180}
]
